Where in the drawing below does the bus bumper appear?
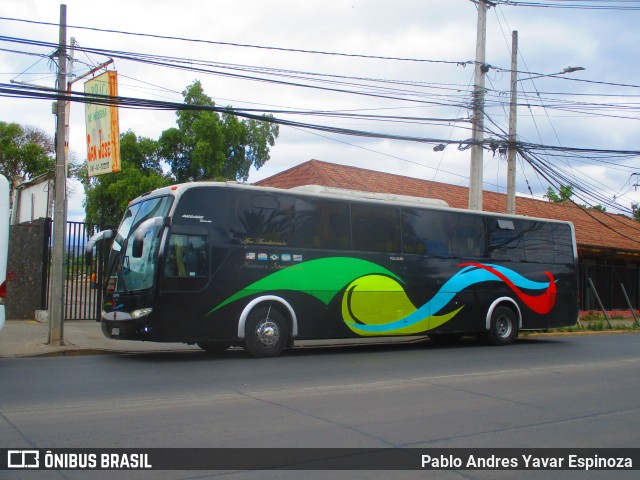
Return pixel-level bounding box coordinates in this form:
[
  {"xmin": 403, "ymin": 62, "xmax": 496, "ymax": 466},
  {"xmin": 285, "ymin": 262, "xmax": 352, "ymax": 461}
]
[{"xmin": 101, "ymin": 319, "xmax": 153, "ymax": 341}]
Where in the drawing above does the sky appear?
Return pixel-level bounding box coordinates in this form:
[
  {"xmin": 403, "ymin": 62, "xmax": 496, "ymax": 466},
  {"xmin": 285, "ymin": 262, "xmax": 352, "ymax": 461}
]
[{"xmin": 1, "ymin": 0, "xmax": 639, "ymax": 222}]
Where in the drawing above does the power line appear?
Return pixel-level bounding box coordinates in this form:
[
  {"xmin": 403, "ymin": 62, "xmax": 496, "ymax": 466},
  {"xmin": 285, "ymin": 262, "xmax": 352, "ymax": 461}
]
[
  {"xmin": 0, "ymin": 16, "xmax": 474, "ymax": 66},
  {"xmin": 520, "ymin": 148, "xmax": 640, "ymax": 245},
  {"xmin": 0, "ymin": 35, "xmax": 478, "ymax": 110},
  {"xmin": 0, "ymin": 82, "xmax": 476, "ymax": 147},
  {"xmin": 495, "ymin": 0, "xmax": 640, "ymax": 10}
]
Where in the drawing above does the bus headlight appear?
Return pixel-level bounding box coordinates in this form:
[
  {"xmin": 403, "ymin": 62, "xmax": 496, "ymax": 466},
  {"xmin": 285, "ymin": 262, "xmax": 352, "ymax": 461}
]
[{"xmin": 131, "ymin": 308, "xmax": 153, "ymax": 319}]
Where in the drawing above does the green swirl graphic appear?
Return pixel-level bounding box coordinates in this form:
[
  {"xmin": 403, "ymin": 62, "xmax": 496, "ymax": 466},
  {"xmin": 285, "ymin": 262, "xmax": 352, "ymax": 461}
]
[{"xmin": 210, "ymin": 257, "xmax": 401, "ymax": 313}]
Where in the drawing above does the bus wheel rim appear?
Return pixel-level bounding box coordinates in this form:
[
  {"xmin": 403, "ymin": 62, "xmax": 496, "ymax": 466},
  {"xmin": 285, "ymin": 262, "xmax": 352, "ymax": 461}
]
[
  {"xmin": 496, "ymin": 315, "xmax": 512, "ymax": 338},
  {"xmin": 255, "ymin": 320, "xmax": 280, "ymax": 347}
]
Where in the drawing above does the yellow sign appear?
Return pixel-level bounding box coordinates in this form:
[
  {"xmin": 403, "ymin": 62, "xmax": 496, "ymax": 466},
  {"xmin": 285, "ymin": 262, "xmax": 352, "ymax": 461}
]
[{"xmin": 84, "ymin": 71, "xmax": 121, "ymax": 176}]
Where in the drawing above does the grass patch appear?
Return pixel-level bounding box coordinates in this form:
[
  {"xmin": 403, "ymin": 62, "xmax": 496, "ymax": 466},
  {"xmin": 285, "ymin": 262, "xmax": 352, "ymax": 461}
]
[{"xmin": 549, "ymin": 312, "xmax": 640, "ymax": 333}]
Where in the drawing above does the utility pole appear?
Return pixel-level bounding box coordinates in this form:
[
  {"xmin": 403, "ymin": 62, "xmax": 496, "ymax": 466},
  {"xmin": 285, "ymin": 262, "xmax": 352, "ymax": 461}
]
[
  {"xmin": 468, "ymin": 0, "xmax": 492, "ymax": 211},
  {"xmin": 49, "ymin": 4, "xmax": 68, "ymax": 346},
  {"xmin": 506, "ymin": 31, "xmax": 518, "ymax": 215}
]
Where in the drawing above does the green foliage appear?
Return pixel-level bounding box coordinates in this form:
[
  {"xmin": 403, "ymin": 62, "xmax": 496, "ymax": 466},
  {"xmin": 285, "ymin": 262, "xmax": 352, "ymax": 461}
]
[
  {"xmin": 544, "ymin": 185, "xmax": 574, "ymax": 203},
  {"xmin": 632, "ymin": 202, "xmax": 640, "ymax": 222},
  {"xmin": 0, "ymin": 121, "xmax": 55, "ymax": 201},
  {"xmin": 158, "ymin": 80, "xmax": 279, "ymax": 182},
  {"xmin": 78, "ymin": 131, "xmax": 170, "ymax": 225},
  {"xmin": 544, "ymin": 185, "xmax": 606, "ymax": 212},
  {"xmin": 119, "ymin": 130, "xmax": 163, "ymax": 175}
]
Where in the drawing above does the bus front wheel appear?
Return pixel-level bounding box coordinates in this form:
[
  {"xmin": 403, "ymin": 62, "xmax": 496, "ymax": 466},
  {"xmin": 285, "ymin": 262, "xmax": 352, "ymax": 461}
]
[
  {"xmin": 244, "ymin": 306, "xmax": 289, "ymax": 358},
  {"xmin": 485, "ymin": 305, "xmax": 518, "ymax": 346}
]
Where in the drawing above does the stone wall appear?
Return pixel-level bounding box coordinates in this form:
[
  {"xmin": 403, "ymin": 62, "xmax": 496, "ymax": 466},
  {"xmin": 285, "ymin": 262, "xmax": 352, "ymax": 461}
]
[{"xmin": 6, "ymin": 218, "xmax": 50, "ymax": 320}]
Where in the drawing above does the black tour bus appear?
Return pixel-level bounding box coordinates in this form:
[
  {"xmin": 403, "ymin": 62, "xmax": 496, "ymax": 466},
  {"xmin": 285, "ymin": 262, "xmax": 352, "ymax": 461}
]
[{"xmin": 88, "ymin": 181, "xmax": 578, "ymax": 357}]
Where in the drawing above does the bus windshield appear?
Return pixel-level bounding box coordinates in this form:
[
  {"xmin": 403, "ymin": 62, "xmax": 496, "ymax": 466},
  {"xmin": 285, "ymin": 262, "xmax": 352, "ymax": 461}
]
[{"xmin": 107, "ymin": 195, "xmax": 173, "ymax": 293}]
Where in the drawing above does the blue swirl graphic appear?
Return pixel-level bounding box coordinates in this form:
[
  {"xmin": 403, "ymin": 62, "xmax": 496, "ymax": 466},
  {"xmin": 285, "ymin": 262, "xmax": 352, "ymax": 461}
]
[{"xmin": 345, "ymin": 264, "xmax": 552, "ymax": 334}]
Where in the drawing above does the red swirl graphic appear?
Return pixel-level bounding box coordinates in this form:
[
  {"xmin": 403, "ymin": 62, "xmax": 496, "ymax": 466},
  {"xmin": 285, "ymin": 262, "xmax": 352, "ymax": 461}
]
[{"xmin": 459, "ymin": 263, "xmax": 556, "ymax": 314}]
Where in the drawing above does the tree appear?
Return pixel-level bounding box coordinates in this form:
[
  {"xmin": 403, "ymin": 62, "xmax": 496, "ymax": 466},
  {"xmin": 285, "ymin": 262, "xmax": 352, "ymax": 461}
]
[
  {"xmin": 78, "ymin": 130, "xmax": 170, "ymax": 226},
  {"xmin": 158, "ymin": 80, "xmax": 279, "ymax": 182},
  {"xmin": 0, "ymin": 121, "xmax": 56, "ymax": 205},
  {"xmin": 544, "ymin": 185, "xmax": 608, "ymax": 211},
  {"xmin": 544, "ymin": 185, "xmax": 574, "ymax": 203},
  {"xmin": 633, "ymin": 202, "xmax": 640, "ymax": 222}
]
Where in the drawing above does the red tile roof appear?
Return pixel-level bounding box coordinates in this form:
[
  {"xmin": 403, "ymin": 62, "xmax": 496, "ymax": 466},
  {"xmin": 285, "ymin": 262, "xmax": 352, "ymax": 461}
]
[{"xmin": 256, "ymin": 159, "xmax": 640, "ymax": 255}]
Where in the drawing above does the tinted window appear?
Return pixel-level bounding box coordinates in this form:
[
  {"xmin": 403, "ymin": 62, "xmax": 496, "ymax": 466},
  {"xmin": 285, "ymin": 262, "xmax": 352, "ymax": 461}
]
[
  {"xmin": 551, "ymin": 224, "xmax": 575, "ymax": 264},
  {"xmin": 295, "ymin": 198, "xmax": 350, "ymax": 249},
  {"xmin": 402, "ymin": 209, "xmax": 450, "ymax": 257},
  {"xmin": 523, "ymin": 222, "xmax": 554, "ymax": 263},
  {"xmin": 231, "ymin": 193, "xmax": 294, "ymax": 246},
  {"xmin": 488, "ymin": 218, "xmax": 566, "ymax": 263},
  {"xmin": 352, "ymin": 204, "xmax": 401, "ymax": 253},
  {"xmin": 488, "ymin": 217, "xmax": 525, "ymax": 261},
  {"xmin": 450, "ymin": 214, "xmax": 486, "ymax": 258}
]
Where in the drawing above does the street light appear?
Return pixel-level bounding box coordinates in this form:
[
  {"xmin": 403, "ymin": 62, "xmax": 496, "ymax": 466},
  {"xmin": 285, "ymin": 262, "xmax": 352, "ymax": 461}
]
[
  {"xmin": 561, "ymin": 66, "xmax": 586, "ymax": 74},
  {"xmin": 517, "ymin": 66, "xmax": 586, "ymax": 83}
]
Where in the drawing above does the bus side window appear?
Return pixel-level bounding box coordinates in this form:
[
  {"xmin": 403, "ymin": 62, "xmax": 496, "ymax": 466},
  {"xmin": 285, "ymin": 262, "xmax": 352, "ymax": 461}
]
[
  {"xmin": 231, "ymin": 193, "xmax": 294, "ymax": 246},
  {"xmin": 450, "ymin": 215, "xmax": 486, "ymax": 258},
  {"xmin": 295, "ymin": 199, "xmax": 350, "ymax": 250},
  {"xmin": 401, "ymin": 209, "xmax": 449, "ymax": 257},
  {"xmin": 352, "ymin": 204, "xmax": 401, "ymax": 253},
  {"xmin": 164, "ymin": 234, "xmax": 208, "ymax": 278},
  {"xmin": 523, "ymin": 222, "xmax": 554, "ymax": 263},
  {"xmin": 551, "ymin": 224, "xmax": 575, "ymax": 264},
  {"xmin": 487, "ymin": 218, "xmax": 525, "ymax": 262}
]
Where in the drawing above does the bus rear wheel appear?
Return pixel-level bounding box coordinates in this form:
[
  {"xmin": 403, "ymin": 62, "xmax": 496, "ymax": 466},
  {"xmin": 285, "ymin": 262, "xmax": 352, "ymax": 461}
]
[
  {"xmin": 485, "ymin": 305, "xmax": 518, "ymax": 346},
  {"xmin": 244, "ymin": 306, "xmax": 289, "ymax": 358}
]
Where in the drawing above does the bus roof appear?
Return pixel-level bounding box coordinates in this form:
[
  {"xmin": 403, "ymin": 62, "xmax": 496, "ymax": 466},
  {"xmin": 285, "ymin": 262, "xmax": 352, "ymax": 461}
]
[
  {"xmin": 289, "ymin": 184, "xmax": 449, "ymax": 208},
  {"xmin": 132, "ymin": 181, "xmax": 574, "ymax": 227}
]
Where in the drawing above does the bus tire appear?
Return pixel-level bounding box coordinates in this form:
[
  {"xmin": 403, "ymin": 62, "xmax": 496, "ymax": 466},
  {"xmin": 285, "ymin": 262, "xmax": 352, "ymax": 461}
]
[
  {"xmin": 197, "ymin": 342, "xmax": 231, "ymax": 355},
  {"xmin": 485, "ymin": 305, "xmax": 518, "ymax": 346},
  {"xmin": 244, "ymin": 306, "xmax": 289, "ymax": 358}
]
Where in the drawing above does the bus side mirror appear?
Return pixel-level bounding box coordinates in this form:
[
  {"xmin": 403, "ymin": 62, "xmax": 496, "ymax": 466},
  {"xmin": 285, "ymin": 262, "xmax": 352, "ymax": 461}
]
[
  {"xmin": 132, "ymin": 235, "xmax": 144, "ymax": 258},
  {"xmin": 131, "ymin": 217, "xmax": 165, "ymax": 258},
  {"xmin": 85, "ymin": 229, "xmax": 113, "ymax": 267}
]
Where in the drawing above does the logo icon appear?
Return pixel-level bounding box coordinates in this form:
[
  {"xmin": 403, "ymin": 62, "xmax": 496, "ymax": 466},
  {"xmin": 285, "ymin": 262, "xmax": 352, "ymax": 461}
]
[{"xmin": 8, "ymin": 450, "xmax": 39, "ymax": 469}]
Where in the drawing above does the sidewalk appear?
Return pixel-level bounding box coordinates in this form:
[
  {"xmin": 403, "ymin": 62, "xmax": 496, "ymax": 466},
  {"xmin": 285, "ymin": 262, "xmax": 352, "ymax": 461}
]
[
  {"xmin": 0, "ymin": 319, "xmax": 200, "ymax": 358},
  {"xmin": 0, "ymin": 319, "xmax": 432, "ymax": 358}
]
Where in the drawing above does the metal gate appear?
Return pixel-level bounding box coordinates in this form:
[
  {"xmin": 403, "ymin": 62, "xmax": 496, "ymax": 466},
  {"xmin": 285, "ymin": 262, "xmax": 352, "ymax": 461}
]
[
  {"xmin": 579, "ymin": 263, "xmax": 640, "ymax": 312},
  {"xmin": 45, "ymin": 221, "xmax": 113, "ymax": 321}
]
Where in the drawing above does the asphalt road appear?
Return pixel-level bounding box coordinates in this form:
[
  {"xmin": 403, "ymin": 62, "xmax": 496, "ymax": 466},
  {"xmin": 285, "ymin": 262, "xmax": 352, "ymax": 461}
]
[{"xmin": 1, "ymin": 334, "xmax": 639, "ymax": 480}]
